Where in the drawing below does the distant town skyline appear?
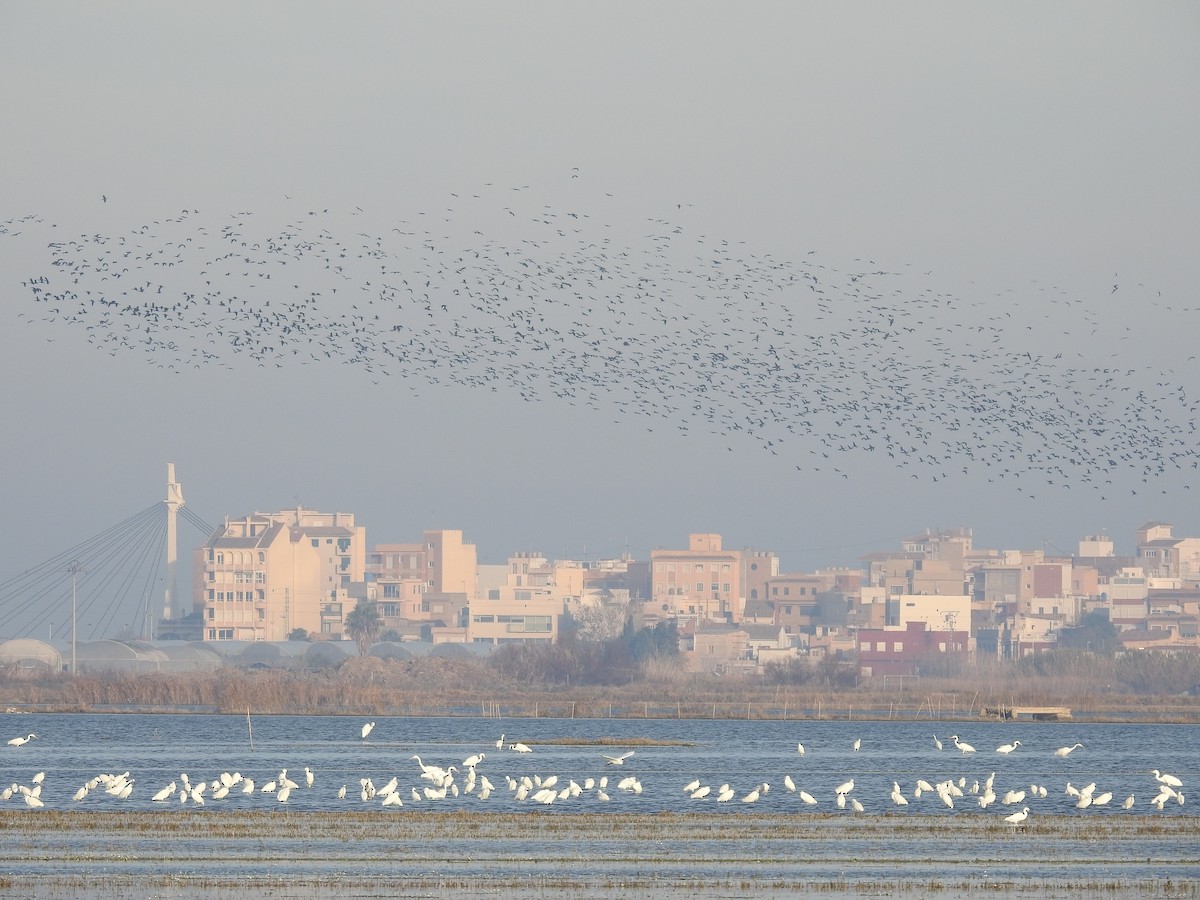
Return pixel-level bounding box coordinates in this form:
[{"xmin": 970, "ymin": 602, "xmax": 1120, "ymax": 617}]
[{"xmin": 2, "ymin": 4, "xmax": 1197, "ymax": 613}]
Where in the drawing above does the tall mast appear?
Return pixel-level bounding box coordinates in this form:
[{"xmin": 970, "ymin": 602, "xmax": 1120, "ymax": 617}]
[{"xmin": 163, "ymin": 462, "xmax": 185, "ymax": 621}]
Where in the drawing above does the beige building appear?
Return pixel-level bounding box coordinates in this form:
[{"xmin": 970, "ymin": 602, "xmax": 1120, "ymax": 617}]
[
  {"xmin": 651, "ymin": 534, "xmax": 741, "ymax": 623},
  {"xmin": 362, "ymin": 529, "xmax": 479, "ymax": 639},
  {"xmin": 196, "ymin": 516, "xmax": 322, "ymax": 641}
]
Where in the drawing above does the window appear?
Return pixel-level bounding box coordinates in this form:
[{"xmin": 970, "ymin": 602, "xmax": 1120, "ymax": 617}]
[
  {"xmin": 894, "ymin": 642, "xmax": 904, "ymax": 652},
  {"xmin": 216, "ymin": 553, "xmax": 224, "ymax": 564},
  {"xmin": 696, "ymin": 582, "xmax": 703, "ymax": 592},
  {"xmin": 384, "ymin": 584, "xmax": 400, "ymax": 598},
  {"xmin": 711, "ymin": 583, "xmax": 719, "ymax": 592},
  {"xmin": 875, "ymin": 641, "xmax": 886, "ymax": 651}
]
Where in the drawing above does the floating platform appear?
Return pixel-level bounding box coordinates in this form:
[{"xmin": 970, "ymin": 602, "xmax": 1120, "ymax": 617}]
[{"xmin": 980, "ymin": 705, "xmax": 1072, "ymax": 721}]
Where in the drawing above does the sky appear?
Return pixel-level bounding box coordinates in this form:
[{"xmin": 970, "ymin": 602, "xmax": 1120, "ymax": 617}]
[{"xmin": 1, "ymin": 2, "xmax": 1198, "ymax": 638}]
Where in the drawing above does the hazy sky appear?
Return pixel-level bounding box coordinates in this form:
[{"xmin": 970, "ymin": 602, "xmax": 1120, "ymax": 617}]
[{"xmin": 2, "ymin": 1, "xmax": 1198, "ymax": 626}]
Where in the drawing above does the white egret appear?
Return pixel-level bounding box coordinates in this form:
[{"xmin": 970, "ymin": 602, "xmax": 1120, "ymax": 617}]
[
  {"xmin": 851, "ymin": 797, "xmax": 865, "ymax": 813},
  {"xmin": 797, "ymin": 742, "xmax": 805, "ymax": 756},
  {"xmin": 463, "ymin": 752, "xmax": 485, "ymax": 768},
  {"xmin": 950, "ymin": 735, "xmax": 976, "ymax": 754},
  {"xmin": 835, "ymin": 779, "xmax": 854, "ymax": 795},
  {"xmin": 717, "ymin": 785, "xmax": 735, "ymax": 802},
  {"xmin": 1123, "ymin": 794, "xmax": 1135, "ymax": 809},
  {"xmin": 1002, "ymin": 790, "xmax": 1026, "ymax": 805},
  {"xmin": 242, "ymin": 778, "xmax": 255, "ymax": 794},
  {"xmin": 510, "ymin": 742, "xmax": 533, "ymax": 753},
  {"xmin": 23, "ymin": 793, "xmax": 43, "ymax": 808},
  {"xmin": 338, "ymin": 784, "xmax": 347, "ymax": 799},
  {"xmin": 7, "ymin": 734, "xmax": 36, "ymax": 747},
  {"xmin": 691, "ymin": 785, "xmax": 711, "ymax": 800},
  {"xmin": 31, "ymin": 772, "xmax": 44, "ymax": 784},
  {"xmin": 1152, "ymin": 770, "xmax": 1183, "ymax": 788},
  {"xmin": 742, "ymin": 787, "xmax": 760, "ymax": 803},
  {"xmin": 933, "ymin": 734, "xmax": 943, "ymax": 751},
  {"xmin": 381, "ymin": 791, "xmax": 403, "ymax": 807},
  {"xmin": 361, "ymin": 721, "xmax": 376, "ymax": 740},
  {"xmin": 1093, "ymin": 791, "xmax": 1113, "ymax": 806},
  {"xmin": 996, "ymin": 740, "xmax": 1021, "ymax": 755},
  {"xmin": 305, "ymin": 767, "xmax": 314, "ymax": 788},
  {"xmin": 73, "ymin": 785, "xmax": 89, "ymax": 801},
  {"xmin": 603, "ymin": 751, "xmax": 635, "ymax": 765},
  {"xmin": 596, "ymin": 789, "xmax": 610, "ymax": 802},
  {"xmin": 684, "ymin": 779, "xmax": 701, "ymax": 794},
  {"xmin": 836, "ymin": 792, "xmax": 846, "ymax": 808},
  {"xmin": 1004, "ymin": 806, "xmax": 1029, "ymax": 825},
  {"xmin": 852, "ymin": 738, "xmax": 861, "ymax": 752},
  {"xmin": 277, "ymin": 785, "xmax": 291, "ymax": 803},
  {"xmin": 495, "ymin": 734, "xmax": 505, "ymax": 749},
  {"xmin": 1055, "ymin": 743, "xmax": 1083, "ymax": 757},
  {"xmin": 799, "ymin": 790, "xmax": 817, "ymax": 805},
  {"xmin": 784, "ymin": 775, "xmax": 796, "ymax": 792}
]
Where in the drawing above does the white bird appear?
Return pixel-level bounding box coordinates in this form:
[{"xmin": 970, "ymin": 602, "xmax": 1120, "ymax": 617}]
[
  {"xmin": 23, "ymin": 793, "xmax": 43, "ymax": 808},
  {"xmin": 851, "ymin": 797, "xmax": 865, "ymax": 813},
  {"xmin": 797, "ymin": 742, "xmax": 805, "ymax": 756},
  {"xmin": 1004, "ymin": 806, "xmax": 1029, "ymax": 825},
  {"xmin": 152, "ymin": 782, "xmax": 176, "ymax": 802},
  {"xmin": 852, "ymin": 738, "xmax": 861, "ymax": 752},
  {"xmin": 741, "ymin": 787, "xmax": 760, "ymax": 803},
  {"xmin": 1123, "ymin": 794, "xmax": 1135, "ymax": 809},
  {"xmin": 277, "ymin": 786, "xmax": 291, "ymax": 803},
  {"xmin": 73, "ymin": 785, "xmax": 89, "ymax": 801},
  {"xmin": 7, "ymin": 734, "xmax": 36, "ymax": 747},
  {"xmin": 338, "ymin": 784, "xmax": 347, "ymax": 799},
  {"xmin": 1152, "ymin": 770, "xmax": 1183, "ymax": 788},
  {"xmin": 31, "ymin": 772, "xmax": 44, "ymax": 784},
  {"xmin": 784, "ymin": 775, "xmax": 796, "ymax": 793},
  {"xmin": 495, "ymin": 734, "xmax": 505, "ymax": 749},
  {"xmin": 836, "ymin": 792, "xmax": 846, "ymax": 808},
  {"xmin": 1002, "ymin": 790, "xmax": 1026, "ymax": 805},
  {"xmin": 933, "ymin": 735, "xmax": 942, "ymax": 751},
  {"xmin": 799, "ymin": 790, "xmax": 817, "ymax": 805},
  {"xmin": 950, "ymin": 735, "xmax": 976, "ymax": 754},
  {"xmin": 835, "ymin": 779, "xmax": 854, "ymax": 796},
  {"xmin": 996, "ymin": 740, "xmax": 1021, "ymax": 755},
  {"xmin": 1055, "ymin": 743, "xmax": 1083, "ymax": 757},
  {"xmin": 305, "ymin": 767, "xmax": 314, "ymax": 788},
  {"xmin": 603, "ymin": 751, "xmax": 635, "ymax": 765},
  {"xmin": 717, "ymin": 785, "xmax": 735, "ymax": 802},
  {"xmin": 381, "ymin": 791, "xmax": 403, "ymax": 807},
  {"xmin": 242, "ymin": 778, "xmax": 255, "ymax": 794},
  {"xmin": 684, "ymin": 779, "xmax": 701, "ymax": 793},
  {"xmin": 361, "ymin": 721, "xmax": 376, "ymax": 740},
  {"xmin": 690, "ymin": 785, "xmax": 711, "ymax": 800},
  {"xmin": 511, "ymin": 742, "xmax": 533, "ymax": 753},
  {"xmin": 1093, "ymin": 791, "xmax": 1113, "ymax": 806},
  {"xmin": 463, "ymin": 752, "xmax": 485, "ymax": 768}
]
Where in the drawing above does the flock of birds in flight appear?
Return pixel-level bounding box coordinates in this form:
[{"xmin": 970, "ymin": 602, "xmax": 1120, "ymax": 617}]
[
  {"xmin": 3, "ymin": 179, "xmax": 1196, "ymax": 494},
  {"xmin": 3, "ymin": 724, "xmax": 1187, "ymax": 825}
]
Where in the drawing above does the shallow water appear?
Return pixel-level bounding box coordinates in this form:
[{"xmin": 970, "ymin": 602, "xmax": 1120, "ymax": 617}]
[{"xmin": 0, "ymin": 714, "xmax": 1196, "ymax": 896}]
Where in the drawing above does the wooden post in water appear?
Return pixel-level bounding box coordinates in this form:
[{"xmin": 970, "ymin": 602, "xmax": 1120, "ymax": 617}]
[{"xmin": 246, "ymin": 707, "xmax": 254, "ymax": 751}]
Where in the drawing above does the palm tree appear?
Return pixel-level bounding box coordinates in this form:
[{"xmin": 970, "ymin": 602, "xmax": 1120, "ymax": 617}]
[{"xmin": 344, "ymin": 600, "xmax": 382, "ymax": 655}]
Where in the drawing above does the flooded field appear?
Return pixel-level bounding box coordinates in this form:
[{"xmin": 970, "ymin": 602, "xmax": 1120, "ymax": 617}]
[
  {"xmin": 1, "ymin": 810, "xmax": 1197, "ymax": 898},
  {"xmin": 0, "ymin": 713, "xmax": 1195, "ymax": 896}
]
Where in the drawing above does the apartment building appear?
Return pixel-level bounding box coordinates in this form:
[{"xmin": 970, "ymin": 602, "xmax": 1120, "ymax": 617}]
[{"xmin": 650, "ymin": 534, "xmax": 741, "ymax": 623}]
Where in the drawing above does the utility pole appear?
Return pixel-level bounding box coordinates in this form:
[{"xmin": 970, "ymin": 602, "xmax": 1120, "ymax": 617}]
[{"xmin": 65, "ymin": 560, "xmax": 85, "ymax": 675}]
